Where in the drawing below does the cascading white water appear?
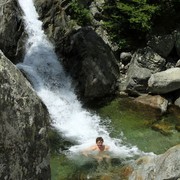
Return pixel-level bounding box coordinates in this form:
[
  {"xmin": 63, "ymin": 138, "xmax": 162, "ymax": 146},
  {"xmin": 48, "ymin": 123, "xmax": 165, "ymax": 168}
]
[{"xmin": 17, "ymin": 0, "xmax": 144, "ymax": 159}]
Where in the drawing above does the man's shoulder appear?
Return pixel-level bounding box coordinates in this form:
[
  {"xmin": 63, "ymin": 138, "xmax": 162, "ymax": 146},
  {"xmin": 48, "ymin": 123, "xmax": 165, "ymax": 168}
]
[{"xmin": 105, "ymin": 145, "xmax": 110, "ymax": 150}]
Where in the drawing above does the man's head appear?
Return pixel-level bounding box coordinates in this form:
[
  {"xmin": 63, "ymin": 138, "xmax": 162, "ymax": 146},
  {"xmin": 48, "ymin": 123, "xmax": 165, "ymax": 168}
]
[
  {"xmin": 96, "ymin": 137, "xmax": 104, "ymax": 143},
  {"xmin": 96, "ymin": 137, "xmax": 104, "ymax": 147}
]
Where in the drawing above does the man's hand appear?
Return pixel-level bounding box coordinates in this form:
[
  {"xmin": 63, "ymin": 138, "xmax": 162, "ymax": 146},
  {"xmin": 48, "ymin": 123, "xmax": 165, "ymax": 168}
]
[{"xmin": 82, "ymin": 151, "xmax": 89, "ymax": 157}]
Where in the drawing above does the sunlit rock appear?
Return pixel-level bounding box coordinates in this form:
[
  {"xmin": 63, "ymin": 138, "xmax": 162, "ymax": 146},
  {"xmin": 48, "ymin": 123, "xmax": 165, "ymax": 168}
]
[
  {"xmin": 148, "ymin": 68, "xmax": 180, "ymax": 94},
  {"xmin": 128, "ymin": 145, "xmax": 180, "ymax": 180},
  {"xmin": 0, "ymin": 51, "xmax": 50, "ymax": 180}
]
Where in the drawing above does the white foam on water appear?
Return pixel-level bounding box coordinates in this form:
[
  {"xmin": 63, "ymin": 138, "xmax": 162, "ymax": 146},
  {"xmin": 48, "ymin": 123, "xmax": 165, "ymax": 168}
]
[{"xmin": 17, "ymin": 0, "xmax": 149, "ymax": 159}]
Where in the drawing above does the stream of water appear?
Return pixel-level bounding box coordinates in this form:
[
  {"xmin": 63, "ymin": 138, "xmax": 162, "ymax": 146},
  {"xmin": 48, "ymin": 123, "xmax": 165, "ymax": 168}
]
[{"xmin": 16, "ymin": 1, "xmax": 154, "ymax": 178}]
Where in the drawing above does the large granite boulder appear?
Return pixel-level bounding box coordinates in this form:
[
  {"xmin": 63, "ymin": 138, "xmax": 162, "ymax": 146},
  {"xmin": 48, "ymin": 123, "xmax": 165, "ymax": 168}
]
[
  {"xmin": 128, "ymin": 144, "xmax": 180, "ymax": 180},
  {"xmin": 148, "ymin": 68, "xmax": 180, "ymax": 94},
  {"xmin": 57, "ymin": 27, "xmax": 119, "ymax": 100},
  {"xmin": 0, "ymin": 51, "xmax": 50, "ymax": 180}
]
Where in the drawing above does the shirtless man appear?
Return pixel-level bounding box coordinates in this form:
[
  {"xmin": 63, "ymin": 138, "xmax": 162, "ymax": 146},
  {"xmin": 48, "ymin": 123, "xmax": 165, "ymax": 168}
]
[{"xmin": 82, "ymin": 137, "xmax": 111, "ymax": 164}]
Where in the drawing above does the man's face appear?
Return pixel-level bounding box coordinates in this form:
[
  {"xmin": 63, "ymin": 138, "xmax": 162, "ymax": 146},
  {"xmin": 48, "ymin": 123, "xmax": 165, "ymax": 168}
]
[{"xmin": 96, "ymin": 140, "xmax": 103, "ymax": 148}]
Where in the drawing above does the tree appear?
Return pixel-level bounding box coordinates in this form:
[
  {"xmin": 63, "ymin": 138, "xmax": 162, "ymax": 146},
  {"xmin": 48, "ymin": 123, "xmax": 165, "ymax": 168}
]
[
  {"xmin": 67, "ymin": 0, "xmax": 92, "ymax": 26},
  {"xmin": 102, "ymin": 0, "xmax": 159, "ymax": 50}
]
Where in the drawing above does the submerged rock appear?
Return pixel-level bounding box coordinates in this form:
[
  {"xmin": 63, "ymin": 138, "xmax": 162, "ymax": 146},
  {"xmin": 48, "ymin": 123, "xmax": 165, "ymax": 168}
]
[
  {"xmin": 134, "ymin": 94, "xmax": 168, "ymax": 114},
  {"xmin": 151, "ymin": 122, "xmax": 174, "ymax": 136}
]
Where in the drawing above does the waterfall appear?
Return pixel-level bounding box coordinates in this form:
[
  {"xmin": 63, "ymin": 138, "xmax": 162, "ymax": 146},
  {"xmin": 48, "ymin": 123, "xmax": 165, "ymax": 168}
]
[{"xmin": 17, "ymin": 0, "xmax": 143, "ymax": 158}]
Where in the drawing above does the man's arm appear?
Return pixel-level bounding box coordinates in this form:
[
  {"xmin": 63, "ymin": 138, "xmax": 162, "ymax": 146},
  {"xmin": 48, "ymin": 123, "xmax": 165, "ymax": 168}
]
[
  {"xmin": 105, "ymin": 145, "xmax": 110, "ymax": 151},
  {"xmin": 82, "ymin": 146, "xmax": 96, "ymax": 157}
]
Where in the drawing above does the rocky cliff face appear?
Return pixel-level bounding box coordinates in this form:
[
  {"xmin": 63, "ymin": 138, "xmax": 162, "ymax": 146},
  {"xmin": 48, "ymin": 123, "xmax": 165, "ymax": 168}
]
[
  {"xmin": 0, "ymin": 0, "xmax": 25, "ymax": 63},
  {"xmin": 0, "ymin": 51, "xmax": 50, "ymax": 180}
]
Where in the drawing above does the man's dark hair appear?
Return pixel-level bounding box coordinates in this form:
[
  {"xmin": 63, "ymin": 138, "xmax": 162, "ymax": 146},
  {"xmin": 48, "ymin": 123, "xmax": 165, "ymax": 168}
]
[{"xmin": 96, "ymin": 137, "xmax": 104, "ymax": 143}]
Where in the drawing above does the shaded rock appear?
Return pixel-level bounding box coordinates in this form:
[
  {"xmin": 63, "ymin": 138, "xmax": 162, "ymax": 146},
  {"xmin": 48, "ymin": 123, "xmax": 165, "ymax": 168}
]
[
  {"xmin": 0, "ymin": 51, "xmax": 50, "ymax": 180},
  {"xmin": 148, "ymin": 68, "xmax": 180, "ymax": 94},
  {"xmin": 58, "ymin": 27, "xmax": 119, "ymax": 100},
  {"xmin": 0, "ymin": 0, "xmax": 25, "ymax": 63},
  {"xmin": 175, "ymin": 31, "xmax": 180, "ymax": 57},
  {"xmin": 147, "ymin": 34, "xmax": 175, "ymax": 58},
  {"xmin": 125, "ymin": 66, "xmax": 152, "ymax": 96}
]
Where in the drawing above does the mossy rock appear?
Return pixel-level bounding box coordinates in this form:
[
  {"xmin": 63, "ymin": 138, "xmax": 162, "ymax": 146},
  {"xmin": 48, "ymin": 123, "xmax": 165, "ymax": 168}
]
[{"xmin": 151, "ymin": 121, "xmax": 174, "ymax": 135}]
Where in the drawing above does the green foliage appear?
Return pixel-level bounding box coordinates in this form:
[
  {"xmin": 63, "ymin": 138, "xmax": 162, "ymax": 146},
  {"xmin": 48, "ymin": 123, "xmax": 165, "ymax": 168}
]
[
  {"xmin": 116, "ymin": 0, "xmax": 158, "ymax": 31},
  {"xmin": 68, "ymin": 0, "xmax": 92, "ymax": 26},
  {"xmin": 102, "ymin": 0, "xmax": 159, "ymax": 50}
]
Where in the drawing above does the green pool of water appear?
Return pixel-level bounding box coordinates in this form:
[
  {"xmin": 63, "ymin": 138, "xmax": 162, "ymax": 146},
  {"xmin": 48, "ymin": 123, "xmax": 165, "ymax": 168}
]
[
  {"xmin": 50, "ymin": 97, "xmax": 180, "ymax": 180},
  {"xmin": 97, "ymin": 97, "xmax": 180, "ymax": 155}
]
